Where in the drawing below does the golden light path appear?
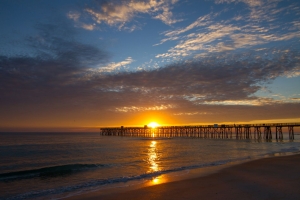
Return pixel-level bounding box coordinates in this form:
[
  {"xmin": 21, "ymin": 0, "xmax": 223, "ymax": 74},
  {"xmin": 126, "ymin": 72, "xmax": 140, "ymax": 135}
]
[
  {"xmin": 149, "ymin": 141, "xmax": 158, "ymax": 172},
  {"xmin": 147, "ymin": 140, "xmax": 163, "ymax": 185}
]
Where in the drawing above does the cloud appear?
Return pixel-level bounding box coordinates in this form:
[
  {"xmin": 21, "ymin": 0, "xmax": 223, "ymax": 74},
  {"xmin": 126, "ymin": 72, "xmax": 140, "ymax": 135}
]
[
  {"xmin": 93, "ymin": 48, "xmax": 300, "ymax": 109},
  {"xmin": 173, "ymin": 112, "xmax": 210, "ymax": 116},
  {"xmin": 164, "ymin": 14, "xmax": 213, "ymax": 37},
  {"xmin": 283, "ymin": 67, "xmax": 300, "ymax": 78},
  {"xmin": 1, "ymin": 18, "xmax": 298, "ymax": 112},
  {"xmin": 156, "ymin": 1, "xmax": 300, "ymax": 58},
  {"xmin": 292, "ymin": 21, "xmax": 300, "ymax": 30},
  {"xmin": 81, "ymin": 23, "xmax": 96, "ymax": 31},
  {"xmin": 0, "ymin": 20, "xmax": 111, "ymax": 113},
  {"xmin": 290, "ymin": 98, "xmax": 300, "ymax": 101},
  {"xmin": 154, "ymin": 14, "xmax": 213, "ymax": 46},
  {"xmin": 115, "ymin": 104, "xmax": 174, "ymax": 112},
  {"xmin": 26, "ymin": 22, "xmax": 109, "ymax": 67},
  {"xmin": 67, "ymin": 10, "xmax": 96, "ymax": 31},
  {"xmin": 1, "ymin": 46, "xmax": 300, "ymax": 127},
  {"xmin": 153, "ymin": 4, "xmax": 182, "ymax": 25},
  {"xmin": 156, "ymin": 24, "xmax": 241, "ymax": 58},
  {"xmin": 67, "ymin": 11, "xmax": 81, "ymax": 21},
  {"xmin": 83, "ymin": 0, "xmax": 180, "ymax": 29},
  {"xmin": 215, "ymin": 0, "xmax": 263, "ymax": 7},
  {"xmin": 94, "ymin": 57, "xmax": 134, "ymax": 72},
  {"xmin": 2, "ymin": 1, "xmax": 300, "ymax": 128}
]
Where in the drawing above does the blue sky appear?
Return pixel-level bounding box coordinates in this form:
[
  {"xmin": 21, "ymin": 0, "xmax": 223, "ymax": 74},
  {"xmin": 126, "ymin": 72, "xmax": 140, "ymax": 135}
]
[{"xmin": 0, "ymin": 0, "xmax": 300, "ymax": 130}]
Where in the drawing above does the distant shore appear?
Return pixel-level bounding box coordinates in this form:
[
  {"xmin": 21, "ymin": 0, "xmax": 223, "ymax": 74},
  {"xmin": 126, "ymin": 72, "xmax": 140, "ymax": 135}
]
[{"xmin": 66, "ymin": 153, "xmax": 300, "ymax": 200}]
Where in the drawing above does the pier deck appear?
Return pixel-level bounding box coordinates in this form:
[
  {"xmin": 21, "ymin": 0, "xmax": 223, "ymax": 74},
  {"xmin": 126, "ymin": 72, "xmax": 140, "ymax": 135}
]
[{"xmin": 100, "ymin": 123, "xmax": 300, "ymax": 140}]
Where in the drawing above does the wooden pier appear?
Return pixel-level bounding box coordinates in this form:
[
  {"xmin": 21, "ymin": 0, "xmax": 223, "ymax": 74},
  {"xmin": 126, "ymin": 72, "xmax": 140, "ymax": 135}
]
[{"xmin": 100, "ymin": 123, "xmax": 300, "ymax": 140}]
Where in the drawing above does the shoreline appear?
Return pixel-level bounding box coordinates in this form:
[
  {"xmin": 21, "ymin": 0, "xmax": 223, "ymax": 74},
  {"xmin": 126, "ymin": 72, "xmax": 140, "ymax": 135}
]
[{"xmin": 65, "ymin": 153, "xmax": 300, "ymax": 200}]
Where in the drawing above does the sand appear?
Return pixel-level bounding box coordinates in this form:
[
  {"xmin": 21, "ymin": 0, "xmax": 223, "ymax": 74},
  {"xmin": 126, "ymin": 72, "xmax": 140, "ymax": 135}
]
[{"xmin": 66, "ymin": 154, "xmax": 300, "ymax": 200}]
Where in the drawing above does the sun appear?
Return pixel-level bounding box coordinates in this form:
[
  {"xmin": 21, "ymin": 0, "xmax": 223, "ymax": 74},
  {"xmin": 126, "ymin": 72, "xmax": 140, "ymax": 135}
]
[{"xmin": 148, "ymin": 122, "xmax": 159, "ymax": 128}]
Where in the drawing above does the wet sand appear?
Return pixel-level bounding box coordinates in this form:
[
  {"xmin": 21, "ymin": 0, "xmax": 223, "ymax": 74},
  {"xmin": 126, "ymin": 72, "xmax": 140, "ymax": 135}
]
[{"xmin": 67, "ymin": 154, "xmax": 300, "ymax": 200}]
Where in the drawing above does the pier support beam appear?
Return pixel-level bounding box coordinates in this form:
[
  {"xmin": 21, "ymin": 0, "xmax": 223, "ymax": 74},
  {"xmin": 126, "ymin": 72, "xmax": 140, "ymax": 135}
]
[
  {"xmin": 264, "ymin": 126, "xmax": 272, "ymax": 140},
  {"xmin": 244, "ymin": 126, "xmax": 251, "ymax": 139},
  {"xmin": 228, "ymin": 127, "xmax": 233, "ymax": 138},
  {"xmin": 254, "ymin": 126, "xmax": 261, "ymax": 139},
  {"xmin": 235, "ymin": 126, "xmax": 243, "ymax": 139},
  {"xmin": 288, "ymin": 126, "xmax": 294, "ymax": 140},
  {"xmin": 275, "ymin": 126, "xmax": 283, "ymax": 140}
]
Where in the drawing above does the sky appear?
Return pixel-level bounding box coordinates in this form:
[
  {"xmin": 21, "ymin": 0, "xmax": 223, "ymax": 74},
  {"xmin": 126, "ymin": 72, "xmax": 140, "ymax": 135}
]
[{"xmin": 0, "ymin": 0, "xmax": 300, "ymax": 131}]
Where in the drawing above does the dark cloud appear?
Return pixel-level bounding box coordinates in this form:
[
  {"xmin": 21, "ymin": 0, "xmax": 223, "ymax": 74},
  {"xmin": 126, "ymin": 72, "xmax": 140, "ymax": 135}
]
[
  {"xmin": 99, "ymin": 48, "xmax": 300, "ymax": 103},
  {"xmin": 27, "ymin": 21, "xmax": 109, "ymax": 66},
  {"xmin": 0, "ymin": 19, "xmax": 111, "ymax": 114},
  {"xmin": 1, "ymin": 47, "xmax": 299, "ymax": 113}
]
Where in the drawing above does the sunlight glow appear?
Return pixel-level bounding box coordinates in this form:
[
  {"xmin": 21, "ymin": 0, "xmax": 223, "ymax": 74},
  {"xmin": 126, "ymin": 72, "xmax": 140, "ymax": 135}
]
[{"xmin": 148, "ymin": 122, "xmax": 159, "ymax": 128}]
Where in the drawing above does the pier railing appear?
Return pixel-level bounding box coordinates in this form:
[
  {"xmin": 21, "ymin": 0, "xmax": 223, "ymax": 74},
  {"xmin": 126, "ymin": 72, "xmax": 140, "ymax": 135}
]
[{"xmin": 100, "ymin": 123, "xmax": 300, "ymax": 140}]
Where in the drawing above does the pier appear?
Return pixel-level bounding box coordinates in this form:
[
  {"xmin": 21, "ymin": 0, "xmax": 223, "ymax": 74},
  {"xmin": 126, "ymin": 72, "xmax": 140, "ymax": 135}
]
[{"xmin": 100, "ymin": 123, "xmax": 300, "ymax": 140}]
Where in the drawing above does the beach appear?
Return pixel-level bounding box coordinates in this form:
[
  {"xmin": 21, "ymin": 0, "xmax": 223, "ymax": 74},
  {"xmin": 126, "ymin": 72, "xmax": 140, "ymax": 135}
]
[{"xmin": 67, "ymin": 154, "xmax": 300, "ymax": 200}]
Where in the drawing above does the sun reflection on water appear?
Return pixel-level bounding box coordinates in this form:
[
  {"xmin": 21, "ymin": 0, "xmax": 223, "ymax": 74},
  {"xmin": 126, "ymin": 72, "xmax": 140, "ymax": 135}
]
[
  {"xmin": 148, "ymin": 141, "xmax": 159, "ymax": 172},
  {"xmin": 147, "ymin": 140, "xmax": 162, "ymax": 184},
  {"xmin": 146, "ymin": 140, "xmax": 169, "ymax": 186}
]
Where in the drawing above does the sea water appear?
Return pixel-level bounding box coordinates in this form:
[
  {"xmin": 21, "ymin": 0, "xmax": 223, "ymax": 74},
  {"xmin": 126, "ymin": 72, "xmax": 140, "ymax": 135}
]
[{"xmin": 0, "ymin": 132, "xmax": 300, "ymax": 199}]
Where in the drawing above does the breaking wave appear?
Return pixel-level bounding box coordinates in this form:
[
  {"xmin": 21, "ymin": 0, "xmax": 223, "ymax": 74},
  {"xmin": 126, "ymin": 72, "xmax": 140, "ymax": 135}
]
[{"xmin": 0, "ymin": 164, "xmax": 107, "ymax": 181}]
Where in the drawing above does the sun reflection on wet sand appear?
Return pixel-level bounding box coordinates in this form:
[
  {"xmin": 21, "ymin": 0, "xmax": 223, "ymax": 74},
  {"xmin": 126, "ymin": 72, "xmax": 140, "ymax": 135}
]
[{"xmin": 152, "ymin": 177, "xmax": 160, "ymax": 185}]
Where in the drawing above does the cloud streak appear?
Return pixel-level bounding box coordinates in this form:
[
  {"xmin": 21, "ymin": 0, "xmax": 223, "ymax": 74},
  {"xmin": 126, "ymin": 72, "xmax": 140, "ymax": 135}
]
[
  {"xmin": 69, "ymin": 0, "xmax": 180, "ymax": 31},
  {"xmin": 93, "ymin": 57, "xmax": 134, "ymax": 73},
  {"xmin": 156, "ymin": 0, "xmax": 300, "ymax": 58},
  {"xmin": 215, "ymin": 0, "xmax": 263, "ymax": 7}
]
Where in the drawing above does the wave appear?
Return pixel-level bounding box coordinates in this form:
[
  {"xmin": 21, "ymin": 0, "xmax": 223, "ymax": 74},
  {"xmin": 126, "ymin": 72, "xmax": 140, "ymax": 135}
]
[
  {"xmin": 280, "ymin": 146, "xmax": 299, "ymax": 152},
  {"xmin": 5, "ymin": 149, "xmax": 300, "ymax": 199},
  {"xmin": 0, "ymin": 164, "xmax": 107, "ymax": 181}
]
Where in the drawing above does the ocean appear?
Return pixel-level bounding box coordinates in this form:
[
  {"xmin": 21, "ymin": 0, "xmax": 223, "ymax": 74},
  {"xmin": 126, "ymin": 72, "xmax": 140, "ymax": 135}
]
[{"xmin": 1, "ymin": 131, "xmax": 300, "ymax": 199}]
